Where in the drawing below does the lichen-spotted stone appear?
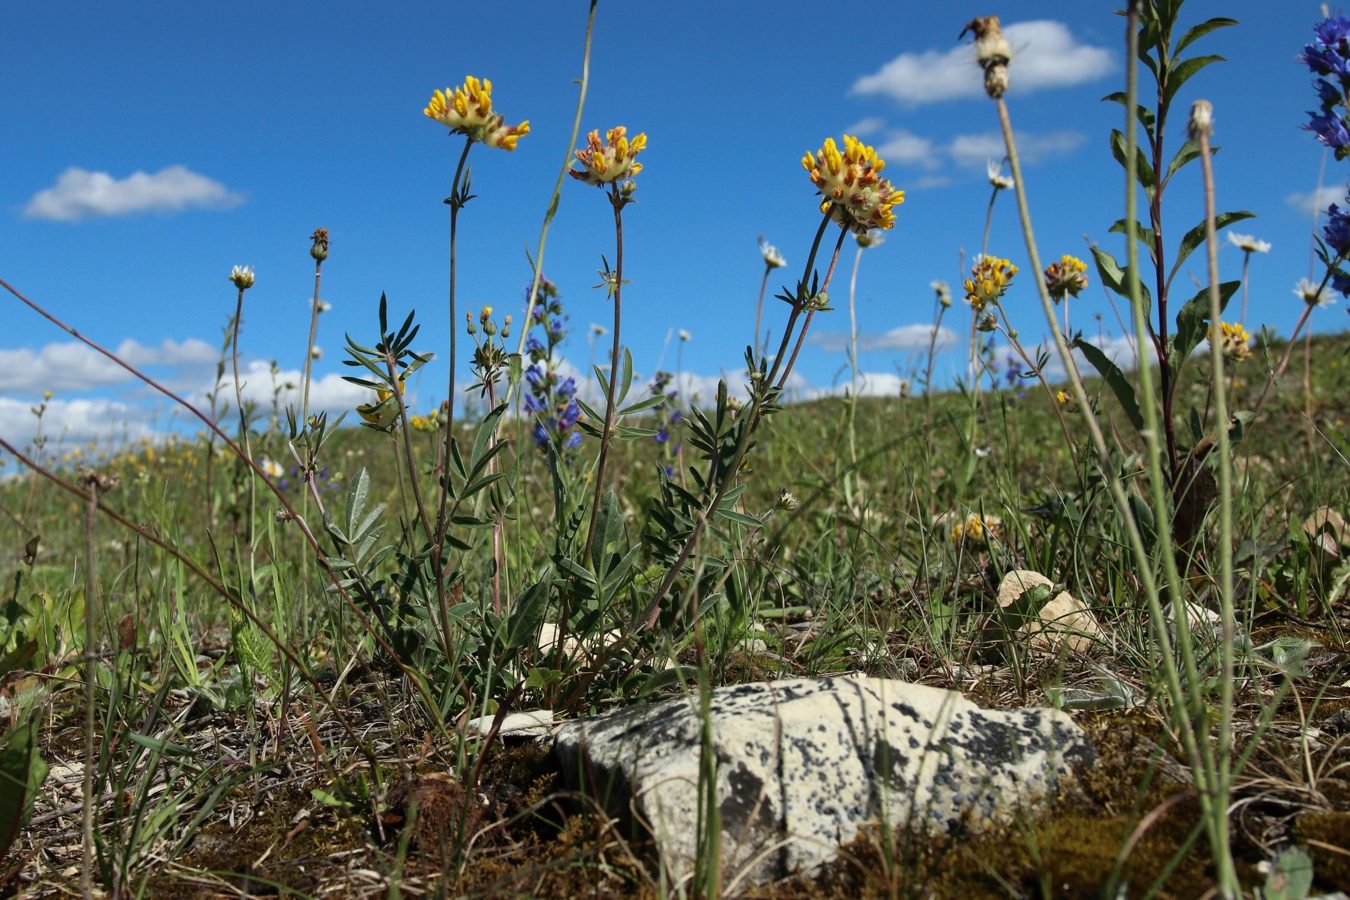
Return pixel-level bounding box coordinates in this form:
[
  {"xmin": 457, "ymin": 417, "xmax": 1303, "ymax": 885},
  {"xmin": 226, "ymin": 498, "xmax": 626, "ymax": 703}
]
[{"xmin": 553, "ymin": 675, "xmax": 1095, "ymax": 887}]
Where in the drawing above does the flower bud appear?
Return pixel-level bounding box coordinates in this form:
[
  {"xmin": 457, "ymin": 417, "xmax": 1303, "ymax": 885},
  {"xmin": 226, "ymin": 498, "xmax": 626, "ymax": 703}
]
[{"xmin": 310, "ymin": 227, "xmax": 330, "ymax": 261}]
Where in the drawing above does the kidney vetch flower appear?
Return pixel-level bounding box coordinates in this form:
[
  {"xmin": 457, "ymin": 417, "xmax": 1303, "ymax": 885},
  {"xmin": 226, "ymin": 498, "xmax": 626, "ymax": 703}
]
[
  {"xmin": 424, "ymin": 76, "xmax": 530, "ymax": 150},
  {"xmin": 569, "ymin": 127, "xmax": 647, "ymax": 186},
  {"xmin": 1044, "ymin": 255, "xmax": 1088, "ymax": 302},
  {"xmin": 964, "ymin": 255, "xmax": 1018, "ymax": 312},
  {"xmin": 802, "ymin": 135, "xmax": 904, "ymax": 235}
]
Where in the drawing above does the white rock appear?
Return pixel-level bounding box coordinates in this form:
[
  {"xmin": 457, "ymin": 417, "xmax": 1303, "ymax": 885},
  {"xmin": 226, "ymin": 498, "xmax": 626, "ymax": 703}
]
[
  {"xmin": 465, "ymin": 709, "xmax": 554, "ymax": 740},
  {"xmin": 997, "ymin": 569, "xmax": 1106, "ymax": 654},
  {"xmin": 553, "ymin": 675, "xmax": 1094, "ymax": 887}
]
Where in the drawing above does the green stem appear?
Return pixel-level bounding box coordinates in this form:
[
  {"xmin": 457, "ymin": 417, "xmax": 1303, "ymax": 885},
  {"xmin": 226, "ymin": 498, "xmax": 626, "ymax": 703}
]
[
  {"xmin": 1197, "ymin": 109, "xmax": 1239, "ymax": 898},
  {"xmin": 507, "ymin": 0, "xmax": 597, "ymax": 402},
  {"xmin": 230, "ymin": 288, "xmax": 255, "ymax": 576},
  {"xmin": 583, "ymin": 187, "xmax": 626, "ymax": 565}
]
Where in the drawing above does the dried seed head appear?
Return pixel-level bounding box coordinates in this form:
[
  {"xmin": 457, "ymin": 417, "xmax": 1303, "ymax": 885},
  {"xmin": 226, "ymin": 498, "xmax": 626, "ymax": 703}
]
[
  {"xmin": 961, "ymin": 15, "xmax": 1013, "ymax": 99},
  {"xmin": 1188, "ymin": 99, "xmax": 1214, "ymax": 139}
]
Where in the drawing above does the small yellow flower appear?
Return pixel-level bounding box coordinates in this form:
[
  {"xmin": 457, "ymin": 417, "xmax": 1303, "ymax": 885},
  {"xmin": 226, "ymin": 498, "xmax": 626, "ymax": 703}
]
[
  {"xmin": 1044, "ymin": 255, "xmax": 1089, "ymax": 302},
  {"xmin": 569, "ymin": 127, "xmax": 646, "ymax": 186},
  {"xmin": 964, "ymin": 256, "xmax": 1018, "ymax": 311},
  {"xmin": 950, "ymin": 513, "xmax": 1003, "ymax": 545},
  {"xmin": 1055, "ymin": 389, "xmax": 1081, "ymax": 412},
  {"xmin": 1217, "ymin": 321, "xmax": 1251, "ymax": 362},
  {"xmin": 424, "ymin": 76, "xmax": 529, "ymax": 151},
  {"xmin": 802, "ymin": 136, "xmax": 904, "ymax": 235},
  {"xmin": 357, "ymin": 371, "xmax": 409, "ymax": 428}
]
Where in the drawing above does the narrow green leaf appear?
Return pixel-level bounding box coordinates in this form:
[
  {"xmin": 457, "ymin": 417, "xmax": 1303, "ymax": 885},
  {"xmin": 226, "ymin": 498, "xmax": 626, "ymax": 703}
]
[
  {"xmin": 344, "ymin": 467, "xmax": 370, "ymax": 540},
  {"xmin": 618, "ymin": 347, "xmax": 634, "ymax": 407},
  {"xmin": 1175, "ymin": 17, "xmax": 1237, "ymax": 55},
  {"xmin": 618, "ymin": 393, "xmax": 666, "ymax": 416},
  {"xmin": 1167, "ymin": 211, "xmax": 1255, "ymax": 288},
  {"xmin": 1110, "ymin": 129, "xmax": 1155, "ymax": 198},
  {"xmin": 1074, "ymin": 338, "xmax": 1144, "ymax": 433},
  {"xmin": 1163, "ymin": 55, "xmax": 1225, "ymax": 107},
  {"xmin": 0, "ymin": 718, "xmax": 47, "ymax": 860},
  {"xmin": 505, "ymin": 579, "xmax": 551, "ymax": 653},
  {"xmin": 1172, "ymin": 280, "xmax": 1240, "ymax": 380}
]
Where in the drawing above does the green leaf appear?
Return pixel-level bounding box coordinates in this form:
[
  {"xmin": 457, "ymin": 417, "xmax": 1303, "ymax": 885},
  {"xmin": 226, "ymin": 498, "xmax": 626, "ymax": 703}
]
[
  {"xmin": 1107, "ymin": 218, "xmax": 1159, "ymax": 267},
  {"xmin": 1175, "ymin": 18, "xmax": 1238, "ymax": 56},
  {"xmin": 591, "ymin": 489, "xmax": 623, "ymax": 574},
  {"xmin": 1074, "ymin": 339, "xmax": 1144, "ymax": 433},
  {"xmin": 1101, "ymin": 91, "xmax": 1157, "ymax": 145},
  {"xmin": 618, "ymin": 393, "xmax": 666, "ymax": 416},
  {"xmin": 0, "ymin": 641, "xmax": 38, "ymax": 680},
  {"xmin": 714, "ymin": 507, "xmax": 764, "ymax": 528},
  {"xmin": 1167, "ymin": 211, "xmax": 1255, "ymax": 288},
  {"xmin": 505, "ymin": 579, "xmax": 551, "ymax": 653},
  {"xmin": 1160, "ymin": 137, "xmax": 1212, "ymax": 191},
  {"xmin": 1163, "ymin": 55, "xmax": 1225, "ymax": 108},
  {"xmin": 1090, "ymin": 247, "xmax": 1153, "ymax": 308},
  {"xmin": 618, "ymin": 347, "xmax": 634, "ymax": 407},
  {"xmin": 469, "ymin": 402, "xmax": 507, "ymax": 476},
  {"xmin": 1110, "ymin": 129, "xmax": 1155, "ymax": 198},
  {"xmin": 0, "ymin": 718, "xmax": 47, "ymax": 861},
  {"xmin": 344, "ymin": 467, "xmax": 370, "ymax": 541},
  {"xmin": 1171, "ymin": 280, "xmax": 1240, "ymax": 380}
]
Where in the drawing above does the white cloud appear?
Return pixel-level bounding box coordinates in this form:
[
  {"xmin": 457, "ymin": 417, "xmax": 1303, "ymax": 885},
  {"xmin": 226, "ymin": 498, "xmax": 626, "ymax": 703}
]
[
  {"xmin": 874, "ymin": 130, "xmax": 942, "ymax": 169},
  {"xmin": 846, "ymin": 117, "xmax": 887, "ymax": 137},
  {"xmin": 22, "ymin": 166, "xmax": 244, "ymax": 222},
  {"xmin": 0, "ymin": 396, "xmax": 157, "ymax": 449},
  {"xmin": 804, "ymin": 372, "xmax": 916, "ymax": 400},
  {"xmin": 808, "ymin": 324, "xmax": 958, "ymax": 353},
  {"xmin": 0, "ymin": 339, "xmax": 220, "ymax": 394},
  {"xmin": 1286, "ymin": 185, "xmax": 1345, "ymax": 217},
  {"xmin": 949, "ymin": 130, "xmax": 1085, "ymax": 168},
  {"xmin": 852, "ymin": 20, "xmax": 1115, "ymax": 106},
  {"xmin": 870, "ymin": 128, "xmax": 1084, "ymax": 177}
]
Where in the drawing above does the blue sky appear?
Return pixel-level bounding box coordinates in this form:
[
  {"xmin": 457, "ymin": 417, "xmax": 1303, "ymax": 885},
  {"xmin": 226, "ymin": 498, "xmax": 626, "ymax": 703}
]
[{"xmin": 0, "ymin": 0, "xmax": 1337, "ymax": 447}]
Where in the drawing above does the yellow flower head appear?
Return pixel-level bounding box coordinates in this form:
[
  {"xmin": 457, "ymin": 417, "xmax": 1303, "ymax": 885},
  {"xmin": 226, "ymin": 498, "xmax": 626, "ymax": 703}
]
[
  {"xmin": 424, "ymin": 76, "xmax": 530, "ymax": 151},
  {"xmin": 1218, "ymin": 321, "xmax": 1251, "ymax": 362},
  {"xmin": 569, "ymin": 127, "xmax": 646, "ymax": 186},
  {"xmin": 1054, "ymin": 389, "xmax": 1081, "ymax": 412},
  {"xmin": 964, "ymin": 256, "xmax": 1018, "ymax": 311},
  {"xmin": 1044, "ymin": 255, "xmax": 1089, "ymax": 302},
  {"xmin": 802, "ymin": 136, "xmax": 904, "ymax": 235},
  {"xmin": 950, "ymin": 513, "xmax": 1003, "ymax": 545},
  {"xmin": 357, "ymin": 371, "xmax": 409, "ymax": 428}
]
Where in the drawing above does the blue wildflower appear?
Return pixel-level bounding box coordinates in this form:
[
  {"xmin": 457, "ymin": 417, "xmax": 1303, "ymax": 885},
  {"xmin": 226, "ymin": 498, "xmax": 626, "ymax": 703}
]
[
  {"xmin": 654, "ymin": 428, "xmax": 669, "ymax": 445},
  {"xmin": 524, "ymin": 393, "xmax": 545, "ymax": 414},
  {"xmin": 670, "ymin": 409, "xmax": 683, "ymax": 424},
  {"xmin": 525, "ymin": 364, "xmax": 545, "ymax": 386},
  {"xmin": 526, "ymin": 336, "xmax": 545, "ymax": 355},
  {"xmin": 1308, "ymin": 111, "xmax": 1350, "ymax": 152},
  {"xmin": 559, "ymin": 399, "xmax": 581, "ymax": 429},
  {"xmin": 1324, "ymin": 204, "xmax": 1350, "ymax": 257},
  {"xmin": 565, "ymin": 430, "xmax": 583, "ymax": 450},
  {"xmin": 556, "ymin": 376, "xmax": 577, "ymax": 398},
  {"xmin": 532, "ymin": 421, "xmax": 550, "ymax": 447},
  {"xmin": 1318, "ymin": 79, "xmax": 1343, "ymax": 111}
]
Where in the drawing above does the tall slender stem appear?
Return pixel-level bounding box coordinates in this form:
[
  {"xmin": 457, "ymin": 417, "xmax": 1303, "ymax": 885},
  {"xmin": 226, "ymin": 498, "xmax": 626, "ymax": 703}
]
[
  {"xmin": 776, "ymin": 227, "xmax": 847, "ymax": 391},
  {"xmin": 231, "ymin": 288, "xmax": 255, "ymax": 568},
  {"xmin": 302, "ymin": 257, "xmax": 325, "ymax": 424},
  {"xmin": 754, "ymin": 265, "xmax": 771, "ymax": 360},
  {"xmin": 80, "ymin": 473, "xmax": 101, "ymax": 900},
  {"xmin": 507, "ymin": 0, "xmax": 597, "ymax": 404},
  {"xmin": 847, "ymin": 243, "xmax": 863, "ymax": 467},
  {"xmin": 432, "ymin": 138, "xmax": 473, "ymax": 569},
  {"xmin": 1195, "ymin": 102, "xmax": 1239, "ymax": 898},
  {"xmin": 583, "ymin": 188, "xmax": 626, "ymax": 565}
]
